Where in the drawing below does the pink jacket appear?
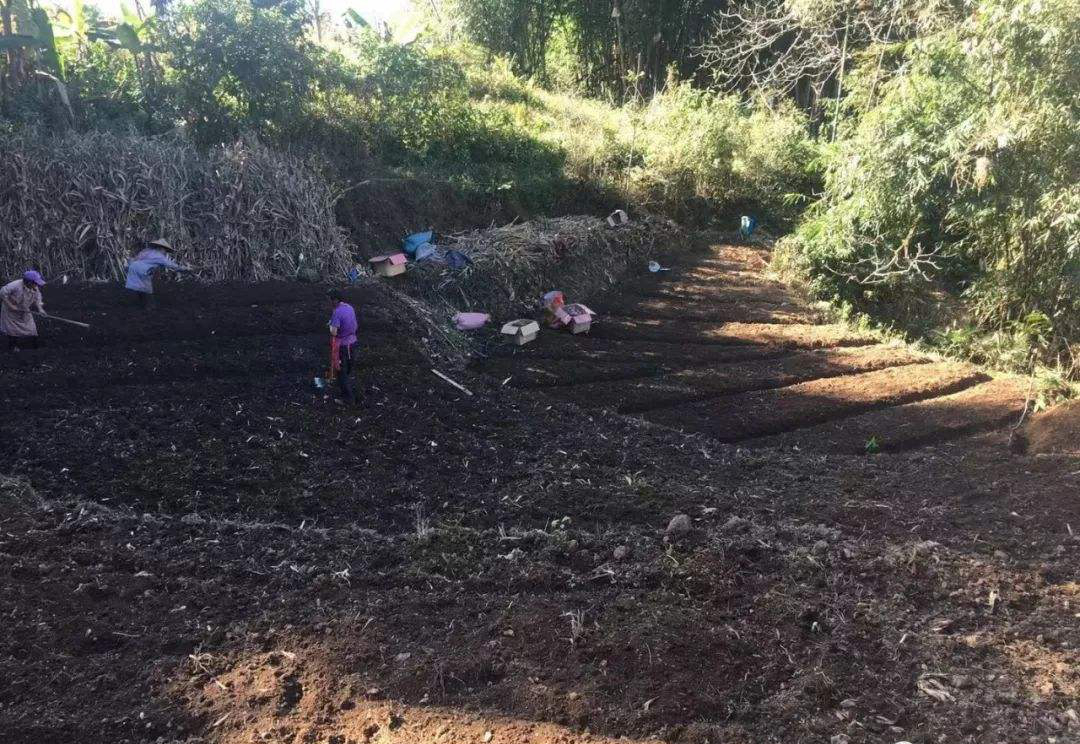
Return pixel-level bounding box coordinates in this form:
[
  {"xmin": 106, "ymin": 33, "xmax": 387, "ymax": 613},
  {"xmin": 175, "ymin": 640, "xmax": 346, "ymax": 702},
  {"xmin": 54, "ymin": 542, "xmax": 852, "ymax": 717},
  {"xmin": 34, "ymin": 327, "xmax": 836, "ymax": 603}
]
[{"xmin": 0, "ymin": 279, "xmax": 44, "ymax": 337}]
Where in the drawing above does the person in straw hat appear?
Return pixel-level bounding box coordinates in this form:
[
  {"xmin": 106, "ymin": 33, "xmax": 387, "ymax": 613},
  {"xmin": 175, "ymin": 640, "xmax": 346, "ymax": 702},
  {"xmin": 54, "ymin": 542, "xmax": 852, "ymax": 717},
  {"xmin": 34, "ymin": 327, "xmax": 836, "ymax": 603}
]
[
  {"xmin": 125, "ymin": 238, "xmax": 192, "ymax": 309},
  {"xmin": 1, "ymin": 270, "xmax": 47, "ymax": 351}
]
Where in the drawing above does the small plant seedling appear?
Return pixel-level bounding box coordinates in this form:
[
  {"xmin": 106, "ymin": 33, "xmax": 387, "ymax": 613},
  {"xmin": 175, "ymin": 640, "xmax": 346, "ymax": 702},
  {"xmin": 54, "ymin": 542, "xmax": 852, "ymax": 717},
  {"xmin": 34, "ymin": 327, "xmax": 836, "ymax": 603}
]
[
  {"xmin": 865, "ymin": 436, "xmax": 881, "ymax": 455},
  {"xmin": 563, "ymin": 610, "xmax": 586, "ymax": 646}
]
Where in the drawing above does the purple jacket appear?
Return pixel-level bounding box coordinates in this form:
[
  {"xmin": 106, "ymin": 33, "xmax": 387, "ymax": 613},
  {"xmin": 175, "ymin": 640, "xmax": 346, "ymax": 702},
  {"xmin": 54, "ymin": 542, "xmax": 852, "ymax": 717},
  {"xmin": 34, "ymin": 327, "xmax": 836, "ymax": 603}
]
[{"xmin": 330, "ymin": 302, "xmax": 357, "ymax": 346}]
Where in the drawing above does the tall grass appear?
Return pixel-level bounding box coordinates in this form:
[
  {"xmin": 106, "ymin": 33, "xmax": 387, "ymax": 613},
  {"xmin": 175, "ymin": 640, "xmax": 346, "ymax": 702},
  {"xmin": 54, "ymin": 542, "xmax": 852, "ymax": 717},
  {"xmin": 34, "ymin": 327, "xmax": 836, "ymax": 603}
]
[{"xmin": 465, "ymin": 53, "xmax": 819, "ymax": 225}]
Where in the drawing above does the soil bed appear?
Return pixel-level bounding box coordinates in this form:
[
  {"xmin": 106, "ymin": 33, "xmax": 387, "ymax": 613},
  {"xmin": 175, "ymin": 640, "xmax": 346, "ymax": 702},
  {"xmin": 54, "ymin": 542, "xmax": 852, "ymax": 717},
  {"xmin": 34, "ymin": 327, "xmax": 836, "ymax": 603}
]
[
  {"xmin": 596, "ymin": 296, "xmax": 816, "ymax": 324},
  {"xmin": 591, "ymin": 318, "xmax": 877, "ymax": 348},
  {"xmin": 612, "ymin": 283, "xmax": 798, "ymax": 305},
  {"xmin": 4, "ymin": 250, "xmax": 1080, "ymax": 744},
  {"xmin": 483, "ymin": 334, "xmax": 793, "ymax": 366},
  {"xmin": 642, "ymin": 362, "xmax": 986, "ymax": 442},
  {"xmin": 475, "ymin": 358, "xmax": 664, "ymax": 389},
  {"xmin": 539, "ymin": 346, "xmax": 926, "ymax": 413},
  {"xmin": 1015, "ymin": 398, "xmax": 1080, "ymax": 455},
  {"xmin": 756, "ymin": 377, "xmax": 1029, "ymax": 453}
]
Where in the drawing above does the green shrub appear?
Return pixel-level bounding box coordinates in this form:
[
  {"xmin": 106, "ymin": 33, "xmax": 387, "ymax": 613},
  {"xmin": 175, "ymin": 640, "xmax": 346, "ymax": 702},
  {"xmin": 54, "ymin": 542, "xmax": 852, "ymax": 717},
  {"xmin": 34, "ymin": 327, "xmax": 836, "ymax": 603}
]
[
  {"xmin": 634, "ymin": 84, "xmax": 818, "ymax": 221},
  {"xmin": 783, "ymin": 0, "xmax": 1080, "ymax": 368}
]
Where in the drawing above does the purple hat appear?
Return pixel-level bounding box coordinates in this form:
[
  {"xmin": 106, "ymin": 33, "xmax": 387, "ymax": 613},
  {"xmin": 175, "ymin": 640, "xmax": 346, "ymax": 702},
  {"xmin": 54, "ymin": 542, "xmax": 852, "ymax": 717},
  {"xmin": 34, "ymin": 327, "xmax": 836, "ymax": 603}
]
[{"xmin": 23, "ymin": 270, "xmax": 46, "ymax": 286}]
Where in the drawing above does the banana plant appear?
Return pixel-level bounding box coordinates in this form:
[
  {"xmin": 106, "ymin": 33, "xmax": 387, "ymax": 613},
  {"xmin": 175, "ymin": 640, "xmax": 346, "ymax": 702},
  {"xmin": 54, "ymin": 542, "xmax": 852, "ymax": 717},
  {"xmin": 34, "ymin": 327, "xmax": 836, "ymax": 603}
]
[
  {"xmin": 0, "ymin": 32, "xmax": 38, "ymax": 49},
  {"xmin": 1, "ymin": 0, "xmax": 41, "ymax": 82},
  {"xmin": 112, "ymin": 3, "xmax": 155, "ymax": 53},
  {"xmin": 343, "ymin": 9, "xmax": 369, "ymax": 29},
  {"xmin": 343, "ymin": 8, "xmax": 413, "ymax": 44},
  {"xmin": 54, "ymin": 0, "xmax": 157, "ymax": 55},
  {"xmin": 52, "ymin": 0, "xmax": 104, "ymax": 53},
  {"xmin": 0, "ymin": 0, "xmax": 72, "ymax": 122},
  {"xmin": 30, "ymin": 5, "xmax": 61, "ymax": 77}
]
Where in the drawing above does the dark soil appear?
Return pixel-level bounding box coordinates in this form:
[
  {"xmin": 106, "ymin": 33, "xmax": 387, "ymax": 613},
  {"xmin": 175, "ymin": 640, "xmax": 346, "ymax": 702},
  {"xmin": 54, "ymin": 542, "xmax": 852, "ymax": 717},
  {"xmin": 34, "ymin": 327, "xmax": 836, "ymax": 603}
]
[
  {"xmin": 529, "ymin": 346, "xmax": 928, "ymax": 414},
  {"xmin": 3, "ymin": 243, "xmax": 1080, "ymax": 744}
]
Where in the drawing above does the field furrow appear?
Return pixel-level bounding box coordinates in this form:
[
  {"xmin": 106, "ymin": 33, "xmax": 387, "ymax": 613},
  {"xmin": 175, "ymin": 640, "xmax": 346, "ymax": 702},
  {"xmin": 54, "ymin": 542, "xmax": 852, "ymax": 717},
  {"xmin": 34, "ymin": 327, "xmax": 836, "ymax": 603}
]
[{"xmin": 641, "ymin": 362, "xmax": 986, "ymax": 442}]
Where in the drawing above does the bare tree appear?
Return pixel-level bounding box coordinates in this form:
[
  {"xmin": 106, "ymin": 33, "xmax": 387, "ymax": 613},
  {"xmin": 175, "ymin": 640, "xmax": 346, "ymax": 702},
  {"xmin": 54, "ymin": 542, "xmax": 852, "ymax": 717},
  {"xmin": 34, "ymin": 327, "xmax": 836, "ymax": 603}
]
[
  {"xmin": 305, "ymin": 0, "xmax": 326, "ymax": 43},
  {"xmin": 698, "ymin": 0, "xmax": 954, "ymax": 125}
]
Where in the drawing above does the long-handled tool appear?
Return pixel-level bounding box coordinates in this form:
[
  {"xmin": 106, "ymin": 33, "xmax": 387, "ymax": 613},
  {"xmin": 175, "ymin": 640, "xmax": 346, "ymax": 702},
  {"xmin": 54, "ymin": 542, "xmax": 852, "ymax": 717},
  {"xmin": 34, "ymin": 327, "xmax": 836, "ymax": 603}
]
[
  {"xmin": 327, "ymin": 336, "xmax": 340, "ymax": 382},
  {"xmin": 33, "ymin": 311, "xmax": 90, "ymax": 329}
]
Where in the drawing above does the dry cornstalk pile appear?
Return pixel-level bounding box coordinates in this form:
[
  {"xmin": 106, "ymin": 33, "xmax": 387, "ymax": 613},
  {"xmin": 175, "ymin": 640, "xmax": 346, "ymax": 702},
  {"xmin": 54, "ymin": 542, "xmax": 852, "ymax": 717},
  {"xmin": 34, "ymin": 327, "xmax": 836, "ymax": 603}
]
[
  {"xmin": 0, "ymin": 475, "xmax": 40, "ymax": 516},
  {"xmin": 0, "ymin": 131, "xmax": 354, "ymax": 282},
  {"xmin": 408, "ymin": 215, "xmax": 680, "ymax": 319}
]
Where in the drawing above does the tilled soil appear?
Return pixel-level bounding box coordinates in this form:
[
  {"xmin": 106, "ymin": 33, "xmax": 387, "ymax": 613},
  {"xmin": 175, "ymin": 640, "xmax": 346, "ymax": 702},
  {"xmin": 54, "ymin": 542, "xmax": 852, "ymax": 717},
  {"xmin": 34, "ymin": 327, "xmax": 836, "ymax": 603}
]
[
  {"xmin": 2, "ymin": 247, "xmax": 1080, "ymax": 744},
  {"xmin": 756, "ymin": 378, "xmax": 1031, "ymax": 454},
  {"xmin": 1015, "ymin": 399, "xmax": 1080, "ymax": 455},
  {"xmin": 500, "ymin": 243, "xmax": 1031, "ymax": 453},
  {"xmin": 510, "ymin": 347, "xmax": 929, "ymax": 414}
]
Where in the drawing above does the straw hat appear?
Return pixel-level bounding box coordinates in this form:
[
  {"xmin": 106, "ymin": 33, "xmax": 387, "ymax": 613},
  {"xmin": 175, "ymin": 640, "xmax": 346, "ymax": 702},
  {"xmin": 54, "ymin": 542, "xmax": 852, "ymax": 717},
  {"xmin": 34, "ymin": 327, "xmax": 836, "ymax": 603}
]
[{"xmin": 148, "ymin": 238, "xmax": 173, "ymax": 251}]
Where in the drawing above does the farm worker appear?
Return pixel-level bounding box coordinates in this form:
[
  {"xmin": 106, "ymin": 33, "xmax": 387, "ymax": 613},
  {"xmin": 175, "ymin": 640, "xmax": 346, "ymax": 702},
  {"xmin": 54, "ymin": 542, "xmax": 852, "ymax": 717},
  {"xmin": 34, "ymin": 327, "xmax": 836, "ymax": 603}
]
[
  {"xmin": 1, "ymin": 271, "xmax": 47, "ymax": 351},
  {"xmin": 125, "ymin": 238, "xmax": 191, "ymax": 308},
  {"xmin": 541, "ymin": 290, "xmax": 566, "ymax": 328},
  {"xmin": 328, "ymin": 289, "xmax": 358, "ymax": 404}
]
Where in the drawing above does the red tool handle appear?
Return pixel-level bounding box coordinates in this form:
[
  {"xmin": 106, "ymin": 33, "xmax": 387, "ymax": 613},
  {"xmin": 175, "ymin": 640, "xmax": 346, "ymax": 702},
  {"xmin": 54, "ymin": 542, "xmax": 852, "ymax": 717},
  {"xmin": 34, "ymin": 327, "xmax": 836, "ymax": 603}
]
[{"xmin": 328, "ymin": 337, "xmax": 340, "ymax": 381}]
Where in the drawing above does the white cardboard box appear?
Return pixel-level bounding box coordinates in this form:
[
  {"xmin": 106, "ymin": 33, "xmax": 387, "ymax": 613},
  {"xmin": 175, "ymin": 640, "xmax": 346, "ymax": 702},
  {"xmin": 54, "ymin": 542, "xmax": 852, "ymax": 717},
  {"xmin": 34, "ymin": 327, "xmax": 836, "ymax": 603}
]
[
  {"xmin": 501, "ymin": 319, "xmax": 540, "ymax": 346},
  {"xmin": 564, "ymin": 303, "xmax": 594, "ymax": 335},
  {"xmin": 370, "ymin": 253, "xmax": 407, "ymax": 277},
  {"xmin": 607, "ymin": 209, "xmax": 629, "ymax": 227}
]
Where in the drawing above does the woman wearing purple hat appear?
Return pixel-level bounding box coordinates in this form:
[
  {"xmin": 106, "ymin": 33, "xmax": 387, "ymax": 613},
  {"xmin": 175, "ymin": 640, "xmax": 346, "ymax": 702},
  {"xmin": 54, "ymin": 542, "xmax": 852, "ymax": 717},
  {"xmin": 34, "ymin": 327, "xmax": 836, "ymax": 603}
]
[{"xmin": 1, "ymin": 270, "xmax": 47, "ymax": 351}]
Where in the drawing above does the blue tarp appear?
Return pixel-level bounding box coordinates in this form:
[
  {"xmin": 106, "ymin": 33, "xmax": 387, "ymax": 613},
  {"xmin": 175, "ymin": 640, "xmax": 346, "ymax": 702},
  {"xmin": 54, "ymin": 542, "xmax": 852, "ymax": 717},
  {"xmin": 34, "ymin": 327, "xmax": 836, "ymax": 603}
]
[{"xmin": 403, "ymin": 231, "xmax": 434, "ymax": 255}]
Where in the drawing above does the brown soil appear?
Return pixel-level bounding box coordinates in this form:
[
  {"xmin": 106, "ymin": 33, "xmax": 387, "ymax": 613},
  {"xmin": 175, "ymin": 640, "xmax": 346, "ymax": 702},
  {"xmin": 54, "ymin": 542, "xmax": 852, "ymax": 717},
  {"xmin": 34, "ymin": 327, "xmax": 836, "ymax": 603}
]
[
  {"xmin": 758, "ymin": 377, "xmax": 1030, "ymax": 453},
  {"xmin": 4, "ymin": 240, "xmax": 1080, "ymax": 744},
  {"xmin": 533, "ymin": 347, "xmax": 927, "ymax": 413},
  {"xmin": 485, "ymin": 334, "xmax": 791, "ymax": 366},
  {"xmin": 598, "ymin": 297, "xmax": 816, "ymax": 324},
  {"xmin": 641, "ymin": 362, "xmax": 985, "ymax": 442},
  {"xmin": 619, "ymin": 284, "xmax": 798, "ymax": 305},
  {"xmin": 489, "ymin": 242, "xmax": 1034, "ymax": 454},
  {"xmin": 591, "ymin": 318, "xmax": 877, "ymax": 348},
  {"xmin": 1015, "ymin": 398, "xmax": 1080, "ymax": 455}
]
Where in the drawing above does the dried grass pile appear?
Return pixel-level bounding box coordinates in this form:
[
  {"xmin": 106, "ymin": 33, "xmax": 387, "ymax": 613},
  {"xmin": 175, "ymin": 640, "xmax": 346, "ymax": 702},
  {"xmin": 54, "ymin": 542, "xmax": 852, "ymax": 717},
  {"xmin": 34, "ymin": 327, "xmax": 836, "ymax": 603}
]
[
  {"xmin": 407, "ymin": 215, "xmax": 680, "ymax": 320},
  {"xmin": 0, "ymin": 131, "xmax": 353, "ymax": 282},
  {"xmin": 0, "ymin": 474, "xmax": 40, "ymax": 517}
]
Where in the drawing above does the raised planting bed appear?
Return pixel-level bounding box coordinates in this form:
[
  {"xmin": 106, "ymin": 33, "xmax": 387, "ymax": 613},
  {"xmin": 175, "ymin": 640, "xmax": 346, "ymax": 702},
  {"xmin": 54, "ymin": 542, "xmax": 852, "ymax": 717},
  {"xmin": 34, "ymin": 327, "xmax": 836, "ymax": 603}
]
[{"xmin": 642, "ymin": 362, "xmax": 987, "ymax": 442}]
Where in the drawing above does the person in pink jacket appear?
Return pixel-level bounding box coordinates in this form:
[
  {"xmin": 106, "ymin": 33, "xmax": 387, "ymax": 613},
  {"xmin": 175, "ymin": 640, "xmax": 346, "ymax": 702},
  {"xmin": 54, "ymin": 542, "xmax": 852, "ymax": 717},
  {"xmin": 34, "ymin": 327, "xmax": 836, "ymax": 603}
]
[{"xmin": 1, "ymin": 270, "xmax": 47, "ymax": 351}]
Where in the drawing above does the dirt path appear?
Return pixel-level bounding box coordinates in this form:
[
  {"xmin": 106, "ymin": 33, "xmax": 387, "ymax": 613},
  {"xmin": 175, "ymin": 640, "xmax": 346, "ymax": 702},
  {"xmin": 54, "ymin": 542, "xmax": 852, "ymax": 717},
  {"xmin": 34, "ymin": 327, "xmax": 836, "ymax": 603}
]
[{"xmin": 487, "ymin": 243, "xmax": 1028, "ymax": 454}]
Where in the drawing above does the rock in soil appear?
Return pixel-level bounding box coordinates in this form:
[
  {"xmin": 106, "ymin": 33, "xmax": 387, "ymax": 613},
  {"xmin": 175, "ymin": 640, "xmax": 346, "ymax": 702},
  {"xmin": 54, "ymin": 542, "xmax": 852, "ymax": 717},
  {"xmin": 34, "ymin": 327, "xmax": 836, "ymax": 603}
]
[
  {"xmin": 665, "ymin": 514, "xmax": 692, "ymax": 536},
  {"xmin": 613, "ymin": 545, "xmax": 631, "ymax": 561},
  {"xmin": 723, "ymin": 515, "xmax": 749, "ymax": 532}
]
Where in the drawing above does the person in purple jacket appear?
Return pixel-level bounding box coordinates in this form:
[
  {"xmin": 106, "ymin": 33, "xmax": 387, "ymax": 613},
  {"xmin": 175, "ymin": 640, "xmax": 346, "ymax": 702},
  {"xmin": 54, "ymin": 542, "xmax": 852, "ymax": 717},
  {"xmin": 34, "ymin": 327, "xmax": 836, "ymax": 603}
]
[{"xmin": 328, "ymin": 289, "xmax": 358, "ymax": 403}]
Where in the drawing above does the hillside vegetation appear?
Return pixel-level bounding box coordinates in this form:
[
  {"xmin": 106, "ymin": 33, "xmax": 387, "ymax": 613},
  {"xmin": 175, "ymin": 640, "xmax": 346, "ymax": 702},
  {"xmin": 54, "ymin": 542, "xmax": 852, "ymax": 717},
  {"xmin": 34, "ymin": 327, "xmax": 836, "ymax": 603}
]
[
  {"xmin": 0, "ymin": 0, "xmax": 1077, "ymax": 375},
  {"xmin": 776, "ymin": 0, "xmax": 1080, "ymax": 375}
]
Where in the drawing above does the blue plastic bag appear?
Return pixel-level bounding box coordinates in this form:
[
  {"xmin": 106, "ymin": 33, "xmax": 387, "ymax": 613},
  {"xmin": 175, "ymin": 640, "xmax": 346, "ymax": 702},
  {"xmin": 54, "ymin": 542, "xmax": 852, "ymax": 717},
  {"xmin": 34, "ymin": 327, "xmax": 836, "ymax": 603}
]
[
  {"xmin": 403, "ymin": 231, "xmax": 434, "ymax": 255},
  {"xmin": 740, "ymin": 216, "xmax": 758, "ymax": 237},
  {"xmin": 414, "ymin": 243, "xmax": 438, "ymax": 262},
  {"xmin": 445, "ymin": 250, "xmax": 472, "ymax": 270}
]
